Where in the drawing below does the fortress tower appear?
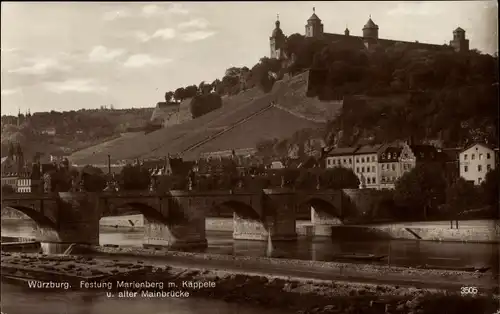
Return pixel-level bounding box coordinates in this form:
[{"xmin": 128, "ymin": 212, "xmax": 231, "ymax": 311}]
[
  {"xmin": 449, "ymin": 27, "xmax": 470, "ymax": 52},
  {"xmin": 305, "ymin": 7, "xmax": 324, "ymax": 38},
  {"xmin": 270, "ymin": 14, "xmax": 286, "ymax": 60}
]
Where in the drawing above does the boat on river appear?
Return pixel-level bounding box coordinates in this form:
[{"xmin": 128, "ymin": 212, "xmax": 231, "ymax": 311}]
[
  {"xmin": 330, "ymin": 253, "xmax": 387, "ymax": 261},
  {"xmin": 421, "ymin": 264, "xmax": 491, "ymax": 273}
]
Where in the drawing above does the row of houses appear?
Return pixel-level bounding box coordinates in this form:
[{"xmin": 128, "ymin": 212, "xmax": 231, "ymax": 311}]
[{"xmin": 325, "ymin": 142, "xmax": 498, "ymax": 189}]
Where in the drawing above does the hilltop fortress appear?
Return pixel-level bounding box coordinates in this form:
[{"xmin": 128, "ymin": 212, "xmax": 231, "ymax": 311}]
[{"xmin": 270, "ymin": 8, "xmax": 470, "ymax": 59}]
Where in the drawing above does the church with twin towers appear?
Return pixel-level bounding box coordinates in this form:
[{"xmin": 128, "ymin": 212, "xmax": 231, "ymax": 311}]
[{"xmin": 270, "ymin": 8, "xmax": 470, "ymax": 60}]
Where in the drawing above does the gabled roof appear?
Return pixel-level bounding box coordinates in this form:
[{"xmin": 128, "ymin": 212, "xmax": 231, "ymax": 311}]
[
  {"xmin": 327, "ymin": 147, "xmax": 358, "ymax": 156},
  {"xmin": 461, "ymin": 142, "xmax": 496, "ymax": 153},
  {"xmin": 355, "ymin": 144, "xmax": 384, "ymax": 154}
]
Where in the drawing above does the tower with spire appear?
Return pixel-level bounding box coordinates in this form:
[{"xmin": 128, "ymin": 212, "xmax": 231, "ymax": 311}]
[
  {"xmin": 305, "ymin": 7, "xmax": 324, "ymax": 38},
  {"xmin": 362, "ymin": 15, "xmax": 379, "ymax": 39},
  {"xmin": 270, "ymin": 14, "xmax": 286, "ymax": 59}
]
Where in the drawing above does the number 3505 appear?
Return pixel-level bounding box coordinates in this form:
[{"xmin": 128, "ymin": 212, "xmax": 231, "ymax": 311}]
[{"xmin": 461, "ymin": 286, "xmax": 478, "ymax": 295}]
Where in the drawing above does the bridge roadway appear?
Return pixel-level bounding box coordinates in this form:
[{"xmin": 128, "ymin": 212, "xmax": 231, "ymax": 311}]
[{"xmin": 0, "ymin": 188, "xmax": 367, "ymax": 250}]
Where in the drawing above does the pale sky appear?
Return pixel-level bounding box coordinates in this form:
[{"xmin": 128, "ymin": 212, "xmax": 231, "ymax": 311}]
[{"xmin": 1, "ymin": 1, "xmax": 498, "ymax": 116}]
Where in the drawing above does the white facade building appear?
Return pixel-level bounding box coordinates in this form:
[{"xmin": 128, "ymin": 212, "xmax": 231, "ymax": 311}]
[
  {"xmin": 16, "ymin": 177, "xmax": 31, "ymax": 193},
  {"xmin": 459, "ymin": 143, "xmax": 496, "ymax": 185}
]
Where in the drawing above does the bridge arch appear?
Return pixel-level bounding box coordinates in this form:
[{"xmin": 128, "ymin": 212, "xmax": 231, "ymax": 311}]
[
  {"xmin": 102, "ymin": 201, "xmax": 166, "ymax": 223},
  {"xmin": 299, "ymin": 195, "xmax": 344, "ymax": 224},
  {"xmin": 2, "ymin": 205, "xmax": 57, "ymax": 230}
]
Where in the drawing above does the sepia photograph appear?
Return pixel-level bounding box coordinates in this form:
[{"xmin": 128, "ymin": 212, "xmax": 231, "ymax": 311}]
[{"xmin": 1, "ymin": 1, "xmax": 499, "ymax": 314}]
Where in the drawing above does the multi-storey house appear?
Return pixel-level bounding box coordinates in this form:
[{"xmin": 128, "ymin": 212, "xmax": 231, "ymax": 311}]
[
  {"xmin": 459, "ymin": 143, "xmax": 496, "ymax": 185},
  {"xmin": 378, "ymin": 145, "xmax": 403, "ymax": 189},
  {"xmin": 353, "ymin": 144, "xmax": 383, "ymax": 189},
  {"xmin": 325, "ymin": 147, "xmax": 357, "ymax": 170}
]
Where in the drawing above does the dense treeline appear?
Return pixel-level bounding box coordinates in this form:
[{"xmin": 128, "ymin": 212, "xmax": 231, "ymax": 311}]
[{"xmin": 370, "ymin": 165, "xmax": 499, "ymax": 222}]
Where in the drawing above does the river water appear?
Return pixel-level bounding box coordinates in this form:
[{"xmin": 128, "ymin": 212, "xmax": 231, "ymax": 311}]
[{"xmin": 1, "ymin": 219, "xmax": 497, "ymax": 269}]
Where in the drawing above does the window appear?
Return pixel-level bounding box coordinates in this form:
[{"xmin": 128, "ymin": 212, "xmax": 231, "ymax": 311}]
[
  {"xmin": 464, "ymin": 154, "xmax": 468, "ymax": 160},
  {"xmin": 349, "ymin": 158, "xmax": 352, "ymax": 164},
  {"xmin": 362, "ymin": 167, "xmax": 365, "ymax": 172},
  {"xmin": 472, "ymin": 154, "xmax": 475, "ymax": 160},
  {"xmin": 487, "ymin": 153, "xmax": 491, "ymax": 159},
  {"xmin": 343, "ymin": 158, "xmax": 346, "ymax": 163},
  {"xmin": 487, "ymin": 164, "xmax": 491, "ymax": 171},
  {"xmin": 381, "ymin": 176, "xmax": 386, "ymax": 182},
  {"xmin": 356, "ymin": 167, "xmax": 359, "ymax": 173},
  {"xmin": 356, "ymin": 158, "xmax": 359, "ymax": 163},
  {"xmin": 392, "ymin": 164, "xmax": 396, "ymax": 171},
  {"xmin": 388, "ymin": 153, "xmax": 392, "ymax": 159},
  {"xmin": 464, "ymin": 165, "xmax": 468, "ymax": 172},
  {"xmin": 372, "ymin": 177, "xmax": 376, "ymax": 183},
  {"xmin": 478, "ymin": 165, "xmax": 482, "ymax": 172},
  {"xmin": 327, "ymin": 159, "xmax": 331, "ymax": 166},
  {"xmin": 479, "ymin": 154, "xmax": 483, "ymax": 160},
  {"xmin": 371, "ymin": 156, "xmax": 375, "ymax": 162},
  {"xmin": 372, "ymin": 166, "xmax": 376, "ymax": 172},
  {"xmin": 367, "ymin": 177, "xmax": 371, "ymax": 184},
  {"xmin": 361, "ymin": 157, "xmax": 365, "ymax": 163},
  {"xmin": 381, "ymin": 164, "xmax": 385, "ymax": 170}
]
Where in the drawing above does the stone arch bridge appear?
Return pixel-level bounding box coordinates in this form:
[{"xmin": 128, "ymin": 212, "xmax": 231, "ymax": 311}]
[{"xmin": 1, "ymin": 189, "xmax": 351, "ymax": 249}]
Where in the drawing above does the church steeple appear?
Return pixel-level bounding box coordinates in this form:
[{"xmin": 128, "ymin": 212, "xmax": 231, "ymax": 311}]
[{"xmin": 270, "ymin": 14, "xmax": 286, "ymax": 59}]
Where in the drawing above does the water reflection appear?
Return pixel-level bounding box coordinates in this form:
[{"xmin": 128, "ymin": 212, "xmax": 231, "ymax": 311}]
[{"xmin": 1, "ymin": 219, "xmax": 497, "ymax": 269}]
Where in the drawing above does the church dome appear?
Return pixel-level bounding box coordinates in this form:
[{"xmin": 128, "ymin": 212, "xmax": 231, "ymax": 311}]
[
  {"xmin": 454, "ymin": 27, "xmax": 465, "ymax": 33},
  {"xmin": 363, "ymin": 18, "xmax": 378, "ymax": 29}
]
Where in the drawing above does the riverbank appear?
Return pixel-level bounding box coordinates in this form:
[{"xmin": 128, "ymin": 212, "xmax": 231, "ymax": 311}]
[
  {"xmin": 90, "ymin": 245, "xmax": 499, "ymax": 292},
  {"xmin": 2, "ymin": 251, "xmax": 498, "ymax": 314},
  {"xmin": 3, "ymin": 216, "xmax": 498, "ymax": 243}
]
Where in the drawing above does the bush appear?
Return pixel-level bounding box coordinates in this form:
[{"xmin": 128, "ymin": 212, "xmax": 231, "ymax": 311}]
[
  {"xmin": 2, "ymin": 184, "xmax": 16, "ymax": 195},
  {"xmin": 189, "ymin": 93, "xmax": 222, "ymax": 119},
  {"xmin": 79, "ymin": 165, "xmax": 106, "ymax": 192},
  {"xmin": 118, "ymin": 164, "xmax": 151, "ymax": 191}
]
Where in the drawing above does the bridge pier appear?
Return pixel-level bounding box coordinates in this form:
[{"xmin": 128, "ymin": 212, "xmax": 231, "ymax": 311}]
[
  {"xmin": 34, "ymin": 192, "xmax": 100, "ymax": 252},
  {"xmin": 143, "ymin": 217, "xmax": 208, "ymax": 250},
  {"xmin": 233, "ymin": 189, "xmax": 297, "ymax": 242},
  {"xmin": 142, "ymin": 191, "xmax": 208, "ymax": 250},
  {"xmin": 311, "ymin": 205, "xmax": 342, "ymax": 237}
]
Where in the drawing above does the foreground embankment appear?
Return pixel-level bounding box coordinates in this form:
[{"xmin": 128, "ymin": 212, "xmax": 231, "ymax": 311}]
[
  {"xmin": 89, "ymin": 246, "xmax": 499, "ymax": 292},
  {"xmin": 1, "ymin": 251, "xmax": 498, "ymax": 314}
]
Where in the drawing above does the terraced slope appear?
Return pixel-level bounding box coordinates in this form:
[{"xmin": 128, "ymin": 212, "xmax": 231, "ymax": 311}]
[{"xmin": 70, "ymin": 71, "xmax": 343, "ymax": 164}]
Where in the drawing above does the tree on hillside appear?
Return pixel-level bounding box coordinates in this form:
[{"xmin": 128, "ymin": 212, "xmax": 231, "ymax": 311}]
[
  {"xmin": 184, "ymin": 85, "xmax": 198, "ymax": 98},
  {"xmin": 119, "ymin": 164, "xmax": 151, "ymax": 191},
  {"xmin": 394, "ymin": 163, "xmax": 447, "ymax": 220},
  {"xmin": 2, "ymin": 184, "xmax": 16, "ymax": 195},
  {"xmin": 79, "ymin": 165, "xmax": 106, "ymax": 192},
  {"xmin": 189, "ymin": 93, "xmax": 223, "ymax": 119},
  {"xmin": 164, "ymin": 91, "xmax": 174, "ymax": 103},
  {"xmin": 174, "ymin": 87, "xmax": 187, "ymax": 102},
  {"xmin": 481, "ymin": 168, "xmax": 500, "ymax": 208},
  {"xmin": 445, "ymin": 177, "xmax": 479, "ymax": 216}
]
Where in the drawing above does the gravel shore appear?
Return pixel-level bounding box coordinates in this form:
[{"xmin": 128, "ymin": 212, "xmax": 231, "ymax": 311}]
[{"xmin": 2, "ymin": 251, "xmax": 499, "ymax": 314}]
